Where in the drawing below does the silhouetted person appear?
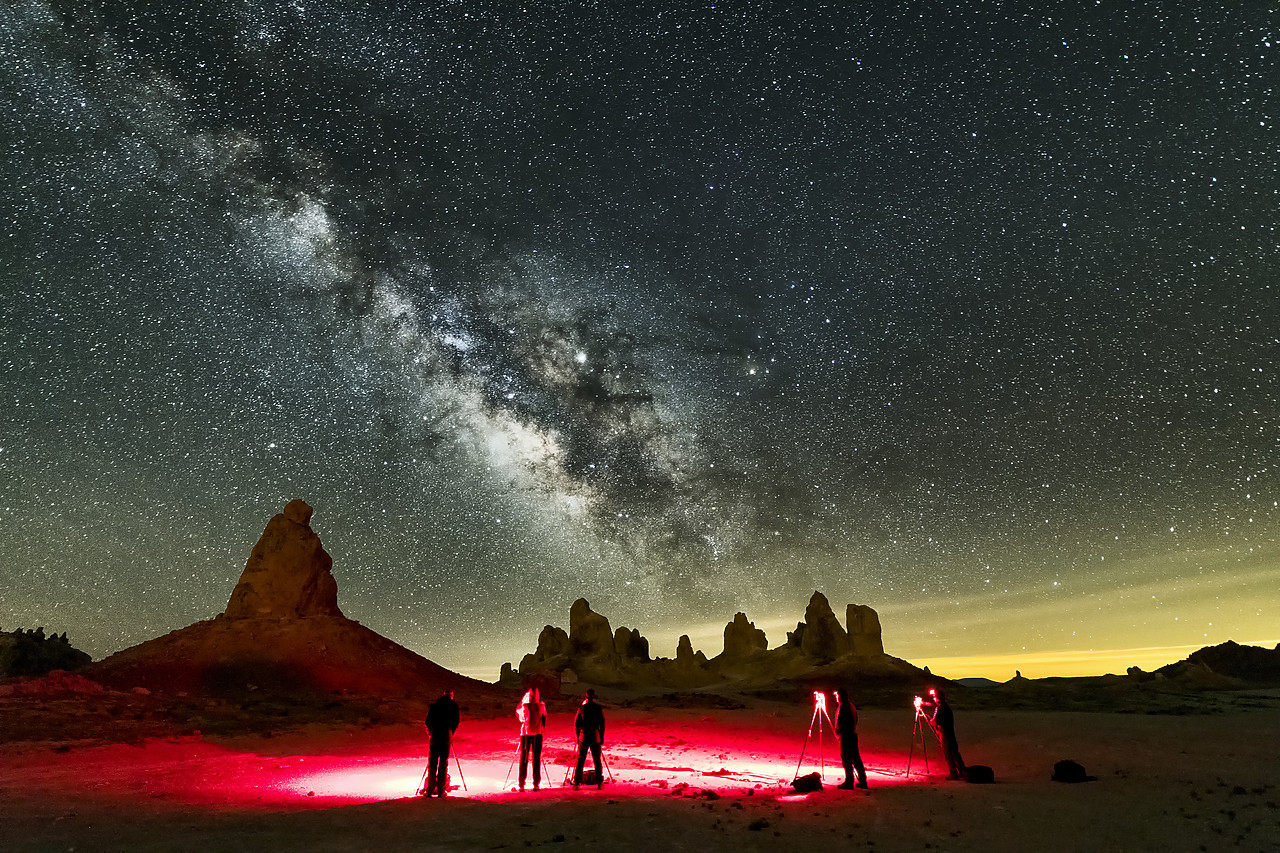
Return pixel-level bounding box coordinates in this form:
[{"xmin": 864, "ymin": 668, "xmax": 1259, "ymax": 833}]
[
  {"xmin": 516, "ymin": 687, "xmax": 547, "ymax": 791},
  {"xmin": 834, "ymin": 688, "xmax": 868, "ymax": 789},
  {"xmin": 926, "ymin": 687, "xmax": 965, "ymax": 780},
  {"xmin": 423, "ymin": 689, "xmax": 460, "ymax": 797},
  {"xmin": 573, "ymin": 688, "xmax": 606, "ymax": 789}
]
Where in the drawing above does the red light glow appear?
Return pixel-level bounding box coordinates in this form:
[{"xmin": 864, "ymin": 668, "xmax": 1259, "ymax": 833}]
[{"xmin": 10, "ymin": 706, "xmax": 930, "ymax": 817}]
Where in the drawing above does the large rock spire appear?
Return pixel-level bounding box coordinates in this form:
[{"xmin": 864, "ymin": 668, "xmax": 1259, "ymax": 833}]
[{"xmin": 224, "ymin": 499, "xmax": 342, "ymax": 619}]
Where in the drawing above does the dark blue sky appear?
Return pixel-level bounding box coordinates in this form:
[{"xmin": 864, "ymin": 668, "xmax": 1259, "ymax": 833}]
[{"xmin": 2, "ymin": 1, "xmax": 1276, "ymax": 678}]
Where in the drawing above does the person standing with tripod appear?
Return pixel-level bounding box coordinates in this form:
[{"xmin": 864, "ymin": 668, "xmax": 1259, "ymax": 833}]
[
  {"xmin": 834, "ymin": 688, "xmax": 868, "ymax": 789},
  {"xmin": 516, "ymin": 687, "xmax": 547, "ymax": 791},
  {"xmin": 422, "ymin": 690, "xmax": 460, "ymax": 797},
  {"xmin": 924, "ymin": 687, "xmax": 966, "ymax": 781},
  {"xmin": 573, "ymin": 689, "xmax": 606, "ymax": 790}
]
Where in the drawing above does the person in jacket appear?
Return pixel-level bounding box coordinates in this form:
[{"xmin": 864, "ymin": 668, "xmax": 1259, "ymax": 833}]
[
  {"xmin": 573, "ymin": 689, "xmax": 606, "ymax": 789},
  {"xmin": 925, "ymin": 687, "xmax": 966, "ymax": 780},
  {"xmin": 833, "ymin": 687, "xmax": 868, "ymax": 789},
  {"xmin": 423, "ymin": 690, "xmax": 460, "ymax": 797},
  {"xmin": 516, "ymin": 687, "xmax": 547, "ymax": 791}
]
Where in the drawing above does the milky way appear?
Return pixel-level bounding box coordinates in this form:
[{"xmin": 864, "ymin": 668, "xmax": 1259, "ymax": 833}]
[{"xmin": 2, "ymin": 1, "xmax": 1277, "ymax": 678}]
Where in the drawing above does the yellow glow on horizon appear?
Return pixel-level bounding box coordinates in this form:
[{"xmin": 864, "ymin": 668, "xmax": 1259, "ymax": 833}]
[{"xmin": 913, "ymin": 638, "xmax": 1280, "ymax": 681}]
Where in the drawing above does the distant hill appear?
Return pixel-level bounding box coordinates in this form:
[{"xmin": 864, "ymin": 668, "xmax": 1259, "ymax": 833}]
[
  {"xmin": 1153, "ymin": 640, "xmax": 1280, "ymax": 688},
  {"xmin": 89, "ymin": 614, "xmax": 497, "ymax": 700}
]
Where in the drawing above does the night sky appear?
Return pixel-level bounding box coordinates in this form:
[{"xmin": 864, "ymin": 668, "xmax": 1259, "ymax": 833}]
[{"xmin": 3, "ymin": 1, "xmax": 1277, "ymax": 680}]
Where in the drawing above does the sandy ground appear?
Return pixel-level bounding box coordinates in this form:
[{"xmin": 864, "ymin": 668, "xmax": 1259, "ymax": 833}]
[{"xmin": 2, "ymin": 694, "xmax": 1278, "ymax": 853}]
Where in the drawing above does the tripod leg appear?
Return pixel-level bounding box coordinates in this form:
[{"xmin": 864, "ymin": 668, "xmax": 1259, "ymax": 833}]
[
  {"xmin": 792, "ymin": 705, "xmax": 821, "ymax": 781},
  {"xmin": 503, "ymin": 740, "xmax": 521, "ymax": 788},
  {"xmin": 819, "ymin": 708, "xmax": 835, "ymax": 781},
  {"xmin": 453, "ymin": 750, "xmax": 467, "ymax": 792},
  {"xmin": 819, "ymin": 712, "xmax": 829, "ymax": 778}
]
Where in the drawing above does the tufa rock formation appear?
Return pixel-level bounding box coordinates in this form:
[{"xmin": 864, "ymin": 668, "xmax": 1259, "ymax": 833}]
[
  {"xmin": 846, "ymin": 603, "xmax": 884, "ymax": 656},
  {"xmin": 675, "ymin": 634, "xmax": 709, "ymax": 669},
  {"xmin": 517, "ymin": 599, "xmax": 658, "ymax": 686},
  {"xmin": 517, "ymin": 625, "xmax": 572, "ymax": 680},
  {"xmin": 569, "ymin": 598, "xmax": 618, "ymax": 665},
  {"xmin": 224, "ymin": 499, "xmax": 341, "ymax": 619},
  {"xmin": 0, "ymin": 628, "xmax": 92, "ymax": 678},
  {"xmin": 513, "ymin": 600, "xmax": 717, "ymax": 689},
  {"xmin": 720, "ymin": 612, "xmax": 769, "ymax": 662},
  {"xmin": 89, "ymin": 500, "xmax": 497, "ymax": 701},
  {"xmin": 615, "ymin": 626, "xmax": 651, "ymax": 661},
  {"xmin": 505, "ymin": 592, "xmax": 930, "ymax": 692},
  {"xmin": 786, "ymin": 621, "xmax": 805, "ymax": 647},
  {"xmin": 799, "ymin": 591, "xmax": 849, "ymax": 663}
]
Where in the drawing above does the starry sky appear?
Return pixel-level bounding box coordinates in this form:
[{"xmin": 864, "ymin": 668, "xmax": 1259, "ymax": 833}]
[{"xmin": 3, "ymin": 1, "xmax": 1277, "ymax": 681}]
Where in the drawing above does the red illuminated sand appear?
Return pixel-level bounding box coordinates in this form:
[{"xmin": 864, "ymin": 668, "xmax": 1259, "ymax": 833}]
[{"xmin": 2, "ymin": 696, "xmax": 1279, "ymax": 851}]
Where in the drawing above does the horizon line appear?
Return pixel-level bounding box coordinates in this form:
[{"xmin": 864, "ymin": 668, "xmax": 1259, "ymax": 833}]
[{"xmin": 443, "ymin": 637, "xmax": 1280, "ymax": 684}]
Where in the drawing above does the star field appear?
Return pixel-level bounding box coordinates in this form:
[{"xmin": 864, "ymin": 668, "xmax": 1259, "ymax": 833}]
[{"xmin": 2, "ymin": 1, "xmax": 1277, "ymax": 679}]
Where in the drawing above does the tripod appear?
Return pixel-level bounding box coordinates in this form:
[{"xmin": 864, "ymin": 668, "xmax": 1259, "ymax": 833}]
[
  {"xmin": 906, "ymin": 700, "xmax": 936, "ymax": 777},
  {"xmin": 453, "ymin": 749, "xmax": 468, "ymax": 792},
  {"xmin": 503, "ymin": 740, "xmax": 518, "ymax": 787},
  {"xmin": 418, "ymin": 744, "xmax": 468, "ymax": 796},
  {"xmin": 566, "ymin": 735, "xmax": 614, "ymax": 787},
  {"xmin": 504, "ymin": 737, "xmax": 552, "ymax": 790},
  {"xmin": 793, "ymin": 691, "xmax": 836, "ymax": 782}
]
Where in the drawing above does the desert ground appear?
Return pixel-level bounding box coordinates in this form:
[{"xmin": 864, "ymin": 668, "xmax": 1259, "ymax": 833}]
[{"xmin": 2, "ymin": 686, "xmax": 1278, "ymax": 853}]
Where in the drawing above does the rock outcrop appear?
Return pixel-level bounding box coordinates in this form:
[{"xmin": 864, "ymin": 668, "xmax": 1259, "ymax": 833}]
[
  {"xmin": 800, "ymin": 591, "xmax": 849, "ymax": 663},
  {"xmin": 675, "ymin": 634, "xmax": 708, "ymax": 668},
  {"xmin": 569, "ymin": 598, "xmax": 618, "ymax": 663},
  {"xmin": 846, "ymin": 603, "xmax": 884, "ymax": 656},
  {"xmin": 224, "ymin": 499, "xmax": 341, "ymax": 619},
  {"xmin": 89, "ymin": 500, "xmax": 496, "ymax": 700},
  {"xmin": 509, "ymin": 601, "xmax": 717, "ymax": 689},
  {"xmin": 518, "ymin": 625, "xmax": 572, "ymax": 675},
  {"xmin": 518, "ymin": 600, "xmax": 654, "ymax": 686},
  {"xmin": 1184, "ymin": 640, "xmax": 1280, "ymax": 683},
  {"xmin": 0, "ymin": 628, "xmax": 91, "ymax": 678},
  {"xmin": 498, "ymin": 662, "xmax": 522, "ymax": 688},
  {"xmin": 786, "ymin": 621, "xmax": 805, "ymax": 647},
  {"xmin": 505, "ymin": 592, "xmax": 926, "ymax": 692},
  {"xmin": 1155, "ymin": 640, "xmax": 1280, "ymax": 688},
  {"xmin": 720, "ymin": 612, "xmax": 768, "ymax": 662},
  {"xmin": 615, "ymin": 626, "xmax": 651, "ymax": 661}
]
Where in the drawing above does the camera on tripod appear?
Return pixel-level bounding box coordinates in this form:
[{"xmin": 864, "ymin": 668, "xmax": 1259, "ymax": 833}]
[{"xmin": 907, "ymin": 693, "xmax": 937, "ymax": 777}]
